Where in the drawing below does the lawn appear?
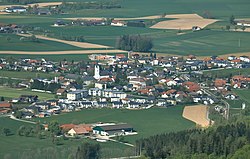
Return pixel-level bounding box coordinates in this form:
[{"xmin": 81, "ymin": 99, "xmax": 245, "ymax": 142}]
[
  {"xmin": 234, "ymin": 89, "xmax": 250, "ymax": 105},
  {"xmin": 0, "ymin": 87, "xmax": 54, "ymax": 100},
  {"xmin": 33, "ymin": 106, "xmax": 195, "ymax": 143},
  {"xmin": 0, "ymin": 34, "xmax": 83, "ymax": 51},
  {"xmin": 0, "ymin": 70, "xmax": 59, "ymax": 80}
]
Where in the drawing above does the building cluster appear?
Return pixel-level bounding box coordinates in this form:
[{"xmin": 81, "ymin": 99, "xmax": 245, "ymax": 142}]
[{"xmin": 1, "ymin": 53, "xmax": 249, "ymax": 119}]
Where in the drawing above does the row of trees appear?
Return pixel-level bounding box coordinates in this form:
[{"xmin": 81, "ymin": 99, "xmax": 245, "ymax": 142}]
[
  {"xmin": 31, "ymin": 80, "xmax": 61, "ymax": 93},
  {"xmin": 0, "ymin": 0, "xmax": 37, "ymax": 4},
  {"xmin": 116, "ymin": 35, "xmax": 153, "ymax": 52},
  {"xmin": 58, "ymin": 1, "xmax": 121, "ymax": 11},
  {"xmin": 136, "ymin": 119, "xmax": 250, "ymax": 158}
]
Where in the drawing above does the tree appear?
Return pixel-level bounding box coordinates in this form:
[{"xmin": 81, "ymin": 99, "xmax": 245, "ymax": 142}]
[
  {"xmin": 48, "ymin": 121, "xmax": 61, "ymax": 136},
  {"xmin": 2, "ymin": 128, "xmax": 11, "ymax": 136},
  {"xmin": 0, "ymin": 96, "xmax": 4, "ymax": 101},
  {"xmin": 241, "ymin": 26, "xmax": 246, "ymax": 31},
  {"xmin": 6, "ymin": 36, "xmax": 11, "ymax": 43},
  {"xmin": 226, "ymin": 25, "xmax": 230, "ymax": 31},
  {"xmin": 230, "ymin": 15, "xmax": 236, "ymax": 25},
  {"xmin": 75, "ymin": 142, "xmax": 100, "ymax": 159}
]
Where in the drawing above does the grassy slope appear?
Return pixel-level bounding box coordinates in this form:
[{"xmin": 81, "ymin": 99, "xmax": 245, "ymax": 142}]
[
  {"xmin": 0, "ymin": 70, "xmax": 59, "ymax": 79},
  {"xmin": 203, "ymin": 68, "xmax": 250, "ymax": 78},
  {"xmin": 0, "ymin": 87, "xmax": 54, "ymax": 100}
]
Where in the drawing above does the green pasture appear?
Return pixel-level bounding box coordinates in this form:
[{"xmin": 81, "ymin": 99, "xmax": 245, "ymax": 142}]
[
  {"xmin": 0, "ymin": 117, "xmax": 134, "ymax": 159},
  {"xmin": 33, "ymin": 106, "xmax": 195, "ymax": 143},
  {"xmin": 0, "ymin": 70, "xmax": 59, "ymax": 79},
  {"xmin": 0, "ymin": 34, "xmax": 82, "ymax": 51},
  {"xmin": 0, "ymin": 87, "xmax": 54, "ymax": 100},
  {"xmin": 203, "ymin": 68, "xmax": 250, "ymax": 78}
]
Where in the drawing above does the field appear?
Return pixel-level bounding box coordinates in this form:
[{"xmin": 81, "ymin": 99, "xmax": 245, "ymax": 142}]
[
  {"xmin": 151, "ymin": 14, "xmax": 218, "ymax": 30},
  {"xmin": 0, "ymin": 70, "xmax": 59, "ymax": 79},
  {"xmin": 0, "ymin": 34, "xmax": 82, "ymax": 51},
  {"xmin": 33, "ymin": 107, "xmax": 194, "ymax": 143},
  {"xmin": 203, "ymin": 68, "xmax": 250, "ymax": 78},
  {"xmin": 182, "ymin": 105, "xmax": 210, "ymax": 127},
  {"xmin": 0, "ymin": 117, "xmax": 134, "ymax": 159},
  {"xmin": 0, "ymin": 106, "xmax": 194, "ymax": 158},
  {"xmin": 234, "ymin": 89, "xmax": 250, "ymax": 105},
  {"xmin": 0, "ymin": 87, "xmax": 54, "ymax": 100}
]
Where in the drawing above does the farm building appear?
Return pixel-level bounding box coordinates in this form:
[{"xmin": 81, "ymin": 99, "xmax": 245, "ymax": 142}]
[
  {"xmin": 5, "ymin": 6, "xmax": 27, "ymax": 13},
  {"xmin": 93, "ymin": 123, "xmax": 134, "ymax": 136},
  {"xmin": 67, "ymin": 124, "xmax": 92, "ymax": 136},
  {"xmin": 236, "ymin": 20, "xmax": 250, "ymax": 27},
  {"xmin": 0, "ymin": 102, "xmax": 12, "ymax": 114}
]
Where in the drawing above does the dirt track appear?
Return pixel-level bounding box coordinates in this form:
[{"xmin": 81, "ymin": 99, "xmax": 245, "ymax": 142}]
[
  {"xmin": 151, "ymin": 14, "xmax": 218, "ymax": 30},
  {"xmin": 182, "ymin": 105, "xmax": 210, "ymax": 127},
  {"xmin": 18, "ymin": 34, "xmax": 110, "ymax": 49},
  {"xmin": 64, "ymin": 15, "xmax": 164, "ymax": 21},
  {"xmin": 0, "ymin": 50, "xmax": 127, "ymax": 55}
]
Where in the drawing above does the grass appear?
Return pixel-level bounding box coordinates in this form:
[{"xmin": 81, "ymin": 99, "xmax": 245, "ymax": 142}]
[
  {"xmin": 203, "ymin": 68, "xmax": 250, "ymax": 78},
  {"xmin": 234, "ymin": 89, "xmax": 250, "ymax": 105},
  {"xmin": 152, "ymin": 30, "xmax": 250, "ymax": 56},
  {"xmin": 0, "ymin": 87, "xmax": 54, "ymax": 100},
  {"xmin": 0, "ymin": 117, "xmax": 134, "ymax": 158},
  {"xmin": 0, "ymin": 70, "xmax": 59, "ymax": 79},
  {"xmin": 33, "ymin": 106, "xmax": 195, "ymax": 143},
  {"xmin": 0, "ymin": 34, "xmax": 82, "ymax": 51},
  {"xmin": 0, "ymin": 106, "xmax": 194, "ymax": 158}
]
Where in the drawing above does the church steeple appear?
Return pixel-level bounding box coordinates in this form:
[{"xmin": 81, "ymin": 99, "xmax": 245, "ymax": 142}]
[{"xmin": 94, "ymin": 65, "xmax": 100, "ymax": 79}]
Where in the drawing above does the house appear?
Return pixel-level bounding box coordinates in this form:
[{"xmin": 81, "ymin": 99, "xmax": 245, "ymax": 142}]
[
  {"xmin": 183, "ymin": 81, "xmax": 201, "ymax": 92},
  {"xmin": 192, "ymin": 26, "xmax": 201, "ymax": 31},
  {"xmin": 89, "ymin": 88, "xmax": 102, "ymax": 96},
  {"xmin": 54, "ymin": 20, "xmax": 66, "ymax": 26},
  {"xmin": 5, "ymin": 6, "xmax": 27, "ymax": 13},
  {"xmin": 214, "ymin": 79, "xmax": 227, "ymax": 89},
  {"xmin": 37, "ymin": 9, "xmax": 51, "ymax": 15},
  {"xmin": 236, "ymin": 20, "xmax": 250, "ymax": 27},
  {"xmin": 93, "ymin": 123, "xmax": 133, "ymax": 136},
  {"xmin": 129, "ymin": 78, "xmax": 147, "ymax": 90},
  {"xmin": 56, "ymin": 88, "xmax": 66, "ymax": 95},
  {"xmin": 68, "ymin": 124, "xmax": 92, "ymax": 136},
  {"xmin": 0, "ymin": 102, "xmax": 12, "ymax": 113},
  {"xmin": 239, "ymin": 56, "xmax": 250, "ymax": 62},
  {"xmin": 111, "ymin": 20, "xmax": 126, "ymax": 27},
  {"xmin": 96, "ymin": 102, "xmax": 108, "ymax": 108},
  {"xmin": 60, "ymin": 124, "xmax": 75, "ymax": 132},
  {"xmin": 112, "ymin": 101, "xmax": 123, "ymax": 108},
  {"xmin": 81, "ymin": 101, "xmax": 93, "ymax": 108},
  {"xmin": 67, "ymin": 91, "xmax": 82, "ymax": 100}
]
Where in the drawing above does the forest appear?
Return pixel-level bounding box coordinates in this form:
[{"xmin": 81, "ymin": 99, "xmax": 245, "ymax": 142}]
[
  {"xmin": 116, "ymin": 34, "xmax": 153, "ymax": 52},
  {"xmin": 136, "ymin": 108, "xmax": 250, "ymax": 159}
]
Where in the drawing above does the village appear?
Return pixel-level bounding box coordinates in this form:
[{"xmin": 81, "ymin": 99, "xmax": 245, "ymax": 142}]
[{"xmin": 0, "ymin": 52, "xmax": 249, "ymax": 122}]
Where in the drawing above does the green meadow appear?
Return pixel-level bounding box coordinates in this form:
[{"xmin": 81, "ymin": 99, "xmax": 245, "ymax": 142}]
[{"xmin": 0, "ymin": 87, "xmax": 54, "ymax": 100}]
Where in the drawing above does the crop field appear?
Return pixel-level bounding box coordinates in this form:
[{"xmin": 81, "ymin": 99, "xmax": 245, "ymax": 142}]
[
  {"xmin": 0, "ymin": 87, "xmax": 54, "ymax": 100},
  {"xmin": 0, "ymin": 70, "xmax": 59, "ymax": 79}
]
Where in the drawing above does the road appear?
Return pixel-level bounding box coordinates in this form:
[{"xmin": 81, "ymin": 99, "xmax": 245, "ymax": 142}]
[{"xmin": 201, "ymin": 87, "xmax": 230, "ymax": 120}]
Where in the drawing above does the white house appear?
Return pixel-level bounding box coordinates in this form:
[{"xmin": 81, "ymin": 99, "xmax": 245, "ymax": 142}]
[
  {"xmin": 240, "ymin": 56, "xmax": 250, "ymax": 62},
  {"xmin": 67, "ymin": 91, "xmax": 82, "ymax": 101},
  {"xmin": 5, "ymin": 6, "xmax": 27, "ymax": 13}
]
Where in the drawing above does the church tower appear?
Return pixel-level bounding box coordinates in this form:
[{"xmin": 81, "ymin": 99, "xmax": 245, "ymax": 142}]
[{"xmin": 94, "ymin": 65, "xmax": 100, "ymax": 80}]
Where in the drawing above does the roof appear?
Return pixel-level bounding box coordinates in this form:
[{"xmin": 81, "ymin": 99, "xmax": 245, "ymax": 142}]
[
  {"xmin": 60, "ymin": 124, "xmax": 75, "ymax": 131},
  {"xmin": 70, "ymin": 124, "xmax": 92, "ymax": 134},
  {"xmin": 94, "ymin": 123, "xmax": 133, "ymax": 131},
  {"xmin": 0, "ymin": 102, "xmax": 12, "ymax": 108}
]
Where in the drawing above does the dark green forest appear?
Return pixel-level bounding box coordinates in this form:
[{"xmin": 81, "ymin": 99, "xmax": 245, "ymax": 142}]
[{"xmin": 136, "ymin": 108, "xmax": 250, "ymax": 159}]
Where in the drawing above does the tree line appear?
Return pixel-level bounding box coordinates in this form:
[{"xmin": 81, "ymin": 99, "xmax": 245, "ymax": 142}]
[
  {"xmin": 136, "ymin": 113, "xmax": 250, "ymax": 158},
  {"xmin": 116, "ymin": 34, "xmax": 153, "ymax": 52},
  {"xmin": 0, "ymin": 0, "xmax": 37, "ymax": 4},
  {"xmin": 31, "ymin": 79, "xmax": 61, "ymax": 93}
]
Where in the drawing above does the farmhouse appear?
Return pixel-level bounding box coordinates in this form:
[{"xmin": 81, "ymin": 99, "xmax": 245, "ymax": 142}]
[
  {"xmin": 5, "ymin": 6, "xmax": 27, "ymax": 13},
  {"xmin": 0, "ymin": 102, "xmax": 12, "ymax": 113},
  {"xmin": 68, "ymin": 124, "xmax": 92, "ymax": 136},
  {"xmin": 93, "ymin": 123, "xmax": 133, "ymax": 136},
  {"xmin": 236, "ymin": 20, "xmax": 250, "ymax": 27},
  {"xmin": 111, "ymin": 20, "xmax": 127, "ymax": 27}
]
